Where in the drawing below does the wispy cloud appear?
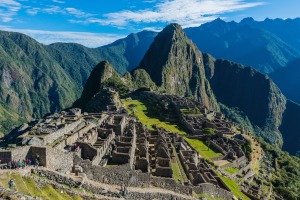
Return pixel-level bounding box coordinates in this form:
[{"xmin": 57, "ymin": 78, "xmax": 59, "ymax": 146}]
[
  {"xmin": 26, "ymin": 6, "xmax": 94, "ymax": 19},
  {"xmin": 0, "ymin": 26, "xmax": 124, "ymax": 47},
  {"xmin": 143, "ymin": 0, "xmax": 157, "ymax": 3},
  {"xmin": 52, "ymin": 0, "xmax": 65, "ymax": 3},
  {"xmin": 0, "ymin": 0, "xmax": 21, "ymax": 22},
  {"xmin": 26, "ymin": 7, "xmax": 39, "ymax": 15},
  {"xmin": 65, "ymin": 8, "xmax": 95, "ymax": 18},
  {"xmin": 81, "ymin": 0, "xmax": 265, "ymax": 28}
]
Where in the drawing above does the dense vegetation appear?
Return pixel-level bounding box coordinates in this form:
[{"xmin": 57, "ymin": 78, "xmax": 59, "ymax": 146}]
[
  {"xmin": 0, "ymin": 30, "xmax": 156, "ymax": 134},
  {"xmin": 258, "ymin": 138, "xmax": 300, "ymax": 200}
]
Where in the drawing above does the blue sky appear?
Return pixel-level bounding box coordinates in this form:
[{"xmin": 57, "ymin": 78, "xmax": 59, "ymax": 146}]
[{"xmin": 0, "ymin": 0, "xmax": 299, "ymax": 47}]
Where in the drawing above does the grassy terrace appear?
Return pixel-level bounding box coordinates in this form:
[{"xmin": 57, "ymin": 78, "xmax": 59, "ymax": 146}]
[
  {"xmin": 171, "ymin": 146, "xmax": 189, "ymax": 183},
  {"xmin": 122, "ymin": 98, "xmax": 186, "ymax": 135},
  {"xmin": 217, "ymin": 173, "xmax": 250, "ymax": 200},
  {"xmin": 184, "ymin": 137, "xmax": 222, "ymax": 160},
  {"xmin": 225, "ymin": 167, "xmax": 240, "ymax": 175},
  {"xmin": 0, "ymin": 173, "xmax": 82, "ymax": 200}
]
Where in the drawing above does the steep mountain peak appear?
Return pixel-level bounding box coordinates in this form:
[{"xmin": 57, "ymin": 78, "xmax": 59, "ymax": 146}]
[
  {"xmin": 152, "ymin": 23, "xmax": 187, "ymax": 44},
  {"xmin": 74, "ymin": 60, "xmax": 120, "ymax": 108},
  {"xmin": 138, "ymin": 23, "xmax": 198, "ymax": 85},
  {"xmin": 240, "ymin": 17, "xmax": 255, "ymax": 25},
  {"xmin": 164, "ymin": 23, "xmax": 183, "ymax": 32},
  {"xmin": 135, "ymin": 23, "xmax": 218, "ymax": 110},
  {"xmin": 212, "ymin": 17, "xmax": 225, "ymax": 23}
]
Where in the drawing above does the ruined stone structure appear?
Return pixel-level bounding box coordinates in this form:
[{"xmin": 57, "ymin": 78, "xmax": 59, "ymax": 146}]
[
  {"xmin": 0, "ymin": 91, "xmax": 257, "ymax": 199},
  {"xmin": 0, "ymin": 108, "xmax": 105, "ymax": 172}
]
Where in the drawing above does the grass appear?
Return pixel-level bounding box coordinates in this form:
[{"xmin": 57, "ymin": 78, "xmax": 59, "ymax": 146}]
[
  {"xmin": 184, "ymin": 137, "xmax": 222, "ymax": 159},
  {"xmin": 171, "ymin": 146, "xmax": 189, "ymax": 183},
  {"xmin": 225, "ymin": 167, "xmax": 240, "ymax": 175},
  {"xmin": 0, "ymin": 173, "xmax": 83, "ymax": 200},
  {"xmin": 171, "ymin": 161, "xmax": 183, "ymax": 183},
  {"xmin": 217, "ymin": 173, "xmax": 250, "ymax": 200},
  {"xmin": 105, "ymin": 163, "xmax": 119, "ymax": 168},
  {"xmin": 197, "ymin": 193, "xmax": 225, "ymax": 200},
  {"xmin": 172, "ymin": 146, "xmax": 189, "ymax": 182},
  {"xmin": 180, "ymin": 108, "xmax": 203, "ymax": 117},
  {"xmin": 122, "ymin": 98, "xmax": 186, "ymax": 135}
]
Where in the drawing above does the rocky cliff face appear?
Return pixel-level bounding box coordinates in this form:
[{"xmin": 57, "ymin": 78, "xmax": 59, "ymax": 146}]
[
  {"xmin": 74, "ymin": 60, "xmax": 126, "ymax": 111},
  {"xmin": 279, "ymin": 100, "xmax": 300, "ymax": 154},
  {"xmin": 270, "ymin": 58, "xmax": 300, "ymax": 104},
  {"xmin": 134, "ymin": 23, "xmax": 218, "ymax": 110},
  {"xmin": 203, "ymin": 54, "xmax": 287, "ymax": 145}
]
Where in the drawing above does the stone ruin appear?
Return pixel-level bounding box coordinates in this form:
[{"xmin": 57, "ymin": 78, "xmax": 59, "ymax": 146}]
[{"xmin": 0, "ymin": 91, "xmax": 256, "ymax": 199}]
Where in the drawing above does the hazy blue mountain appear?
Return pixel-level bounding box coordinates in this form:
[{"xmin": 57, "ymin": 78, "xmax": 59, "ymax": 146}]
[
  {"xmin": 269, "ymin": 58, "xmax": 300, "ymax": 103},
  {"xmin": 185, "ymin": 18, "xmax": 300, "ymax": 73},
  {"xmin": 99, "ymin": 30, "xmax": 158, "ymax": 73}
]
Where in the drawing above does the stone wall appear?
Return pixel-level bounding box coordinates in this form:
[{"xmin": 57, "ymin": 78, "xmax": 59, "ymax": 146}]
[
  {"xmin": 107, "ymin": 115, "xmax": 126, "ymax": 135},
  {"xmin": 31, "ymin": 168, "xmax": 193, "ymax": 200},
  {"xmin": 97, "ymin": 131, "xmax": 115, "ymax": 164},
  {"xmin": 235, "ymin": 163, "xmax": 251, "ymax": 177},
  {"xmin": 231, "ymin": 155, "xmax": 248, "ymax": 168},
  {"xmin": 151, "ymin": 176, "xmax": 192, "ymax": 195},
  {"xmin": 129, "ymin": 132, "xmax": 136, "ymax": 168},
  {"xmin": 210, "ymin": 141, "xmax": 227, "ymax": 154},
  {"xmin": 193, "ymin": 183, "xmax": 233, "ymax": 200},
  {"xmin": 77, "ymin": 142, "xmax": 98, "ymax": 161},
  {"xmin": 30, "ymin": 146, "xmax": 47, "ymax": 166},
  {"xmin": 0, "ymin": 151, "xmax": 11, "ymax": 163},
  {"xmin": 29, "ymin": 146, "xmax": 73, "ymax": 172},
  {"xmin": 46, "ymin": 147, "xmax": 73, "ymax": 172},
  {"xmin": 43, "ymin": 119, "xmax": 82, "ymax": 145},
  {"xmin": 11, "ymin": 146, "xmax": 31, "ymax": 161},
  {"xmin": 75, "ymin": 156, "xmax": 151, "ymax": 187},
  {"xmin": 0, "ymin": 147, "xmax": 31, "ymax": 163}
]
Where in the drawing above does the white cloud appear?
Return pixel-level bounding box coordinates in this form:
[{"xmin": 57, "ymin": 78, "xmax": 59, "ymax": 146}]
[
  {"xmin": 65, "ymin": 8, "xmax": 94, "ymax": 18},
  {"xmin": 85, "ymin": 0, "xmax": 265, "ymax": 28},
  {"xmin": 26, "ymin": 6, "xmax": 94, "ymax": 19},
  {"xmin": 26, "ymin": 7, "xmax": 39, "ymax": 15},
  {"xmin": 0, "ymin": 26, "xmax": 125, "ymax": 47},
  {"xmin": 0, "ymin": 0, "xmax": 21, "ymax": 22},
  {"xmin": 43, "ymin": 5, "xmax": 65, "ymax": 14},
  {"xmin": 52, "ymin": 0, "xmax": 65, "ymax": 3}
]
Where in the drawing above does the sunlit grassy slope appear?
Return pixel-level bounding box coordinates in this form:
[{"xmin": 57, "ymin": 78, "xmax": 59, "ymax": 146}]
[
  {"xmin": 122, "ymin": 98, "xmax": 186, "ymax": 134},
  {"xmin": 0, "ymin": 173, "xmax": 82, "ymax": 200},
  {"xmin": 184, "ymin": 137, "xmax": 222, "ymax": 159}
]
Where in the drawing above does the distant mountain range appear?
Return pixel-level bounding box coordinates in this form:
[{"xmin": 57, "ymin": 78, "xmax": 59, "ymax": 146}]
[
  {"xmin": 185, "ymin": 17, "xmax": 300, "ymax": 73},
  {"xmin": 1, "ymin": 18, "xmax": 300, "ymax": 155}
]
